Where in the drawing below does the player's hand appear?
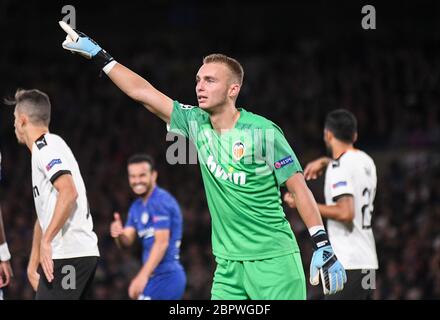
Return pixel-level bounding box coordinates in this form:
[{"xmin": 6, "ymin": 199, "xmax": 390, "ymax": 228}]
[
  {"xmin": 59, "ymin": 21, "xmax": 114, "ymax": 69},
  {"xmin": 283, "ymin": 192, "xmax": 297, "ymax": 209},
  {"xmin": 0, "ymin": 260, "xmax": 13, "ymax": 288},
  {"xmin": 128, "ymin": 272, "xmax": 149, "ymax": 300},
  {"xmin": 304, "ymin": 157, "xmax": 331, "ymax": 181},
  {"xmin": 110, "ymin": 212, "xmax": 124, "ymax": 238},
  {"xmin": 27, "ymin": 268, "xmax": 40, "ymax": 292},
  {"xmin": 310, "ymin": 230, "xmax": 347, "ymax": 295},
  {"xmin": 59, "ymin": 21, "xmax": 101, "ymax": 58},
  {"xmin": 39, "ymin": 240, "xmax": 54, "ymax": 283}
]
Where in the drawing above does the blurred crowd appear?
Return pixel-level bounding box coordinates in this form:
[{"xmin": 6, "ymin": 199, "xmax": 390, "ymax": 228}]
[{"xmin": 0, "ymin": 1, "xmax": 439, "ymax": 299}]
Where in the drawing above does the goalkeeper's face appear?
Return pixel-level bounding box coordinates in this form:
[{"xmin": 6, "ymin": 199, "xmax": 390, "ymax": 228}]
[
  {"xmin": 196, "ymin": 63, "xmax": 240, "ymax": 111},
  {"xmin": 128, "ymin": 162, "xmax": 157, "ymax": 197}
]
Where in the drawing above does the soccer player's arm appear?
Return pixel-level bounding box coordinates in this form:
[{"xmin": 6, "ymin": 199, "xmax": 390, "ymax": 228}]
[
  {"xmin": 106, "ymin": 64, "xmax": 173, "ymax": 123},
  {"xmin": 36, "ymin": 149, "xmax": 78, "ymax": 245},
  {"xmin": 317, "ymin": 197, "xmax": 354, "ymax": 223},
  {"xmin": 0, "ymin": 154, "xmax": 13, "ymax": 288},
  {"xmin": 113, "ymin": 210, "xmax": 137, "ymax": 247},
  {"xmin": 268, "ymin": 125, "xmax": 346, "ymax": 294},
  {"xmin": 138, "ymin": 229, "xmax": 170, "ymax": 279},
  {"xmin": 128, "ymin": 228, "xmax": 170, "ymax": 299},
  {"xmin": 0, "ymin": 209, "xmax": 7, "ymax": 248},
  {"xmin": 27, "ymin": 221, "xmax": 42, "ymax": 291},
  {"xmin": 284, "ymin": 173, "xmax": 348, "ymax": 295},
  {"xmin": 317, "ymin": 166, "xmax": 355, "ymax": 223},
  {"xmin": 117, "ymin": 228, "xmax": 137, "ymax": 247},
  {"xmin": 265, "ymin": 125, "xmax": 323, "ymax": 229},
  {"xmin": 35, "ymin": 148, "xmax": 78, "ymax": 281},
  {"xmin": 0, "ymin": 154, "xmax": 9, "ymax": 251},
  {"xmin": 285, "ymin": 174, "xmax": 325, "ymax": 229},
  {"xmin": 0, "ymin": 208, "xmax": 14, "ymax": 289},
  {"xmin": 128, "ymin": 203, "xmax": 172, "ymax": 299},
  {"xmin": 304, "ymin": 156, "xmax": 331, "ymax": 180},
  {"xmin": 43, "ymin": 174, "xmax": 78, "ymax": 244},
  {"xmin": 58, "ymin": 22, "xmax": 173, "ymax": 123},
  {"xmin": 137, "ymin": 204, "xmax": 173, "ymax": 279}
]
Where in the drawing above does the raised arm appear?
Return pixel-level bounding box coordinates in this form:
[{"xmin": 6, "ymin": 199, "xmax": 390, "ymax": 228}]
[
  {"xmin": 106, "ymin": 64, "xmax": 173, "ymax": 122},
  {"xmin": 59, "ymin": 21, "xmax": 173, "ymax": 123}
]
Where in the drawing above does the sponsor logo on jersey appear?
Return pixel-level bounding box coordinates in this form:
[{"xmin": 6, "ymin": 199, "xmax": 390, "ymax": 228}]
[
  {"xmin": 46, "ymin": 159, "xmax": 62, "ymax": 171},
  {"xmin": 274, "ymin": 155, "xmax": 293, "ymax": 169},
  {"xmin": 206, "ymin": 155, "xmax": 246, "ymax": 185},
  {"xmin": 35, "ymin": 136, "xmax": 48, "ymax": 150},
  {"xmin": 179, "ymin": 103, "xmax": 195, "ymax": 110},
  {"xmin": 232, "ymin": 141, "xmax": 245, "ymax": 161},
  {"xmin": 332, "ymin": 181, "xmax": 347, "ymax": 188},
  {"xmin": 332, "ymin": 160, "xmax": 340, "ymax": 168},
  {"xmin": 138, "ymin": 227, "xmax": 155, "ymax": 239},
  {"xmin": 141, "ymin": 211, "xmax": 149, "ymax": 224}
]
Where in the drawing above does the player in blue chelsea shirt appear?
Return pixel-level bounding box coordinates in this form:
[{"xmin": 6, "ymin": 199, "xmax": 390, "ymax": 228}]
[{"xmin": 110, "ymin": 154, "xmax": 186, "ymax": 299}]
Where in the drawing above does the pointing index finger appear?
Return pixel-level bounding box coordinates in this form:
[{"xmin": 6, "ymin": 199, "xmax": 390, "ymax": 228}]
[{"xmin": 59, "ymin": 21, "xmax": 79, "ymax": 42}]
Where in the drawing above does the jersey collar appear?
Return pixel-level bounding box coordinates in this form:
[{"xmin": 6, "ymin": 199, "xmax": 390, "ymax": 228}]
[
  {"xmin": 140, "ymin": 185, "xmax": 158, "ymax": 206},
  {"xmin": 34, "ymin": 133, "xmax": 48, "ymax": 150}
]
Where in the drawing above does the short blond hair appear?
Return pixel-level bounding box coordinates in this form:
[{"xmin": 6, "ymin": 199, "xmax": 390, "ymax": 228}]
[{"xmin": 203, "ymin": 53, "xmax": 244, "ymax": 85}]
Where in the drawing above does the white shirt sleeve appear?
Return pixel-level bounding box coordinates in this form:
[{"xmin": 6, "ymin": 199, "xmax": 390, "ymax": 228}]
[
  {"xmin": 328, "ymin": 163, "xmax": 354, "ymax": 201},
  {"xmin": 35, "ymin": 146, "xmax": 71, "ymax": 184}
]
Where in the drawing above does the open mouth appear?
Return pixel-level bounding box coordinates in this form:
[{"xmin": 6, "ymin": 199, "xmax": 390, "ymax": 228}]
[
  {"xmin": 133, "ymin": 184, "xmax": 146, "ymax": 193},
  {"xmin": 197, "ymin": 96, "xmax": 207, "ymax": 102}
]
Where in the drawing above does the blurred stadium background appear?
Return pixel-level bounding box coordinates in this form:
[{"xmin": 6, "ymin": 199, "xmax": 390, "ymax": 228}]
[{"xmin": 0, "ymin": 0, "xmax": 439, "ymax": 299}]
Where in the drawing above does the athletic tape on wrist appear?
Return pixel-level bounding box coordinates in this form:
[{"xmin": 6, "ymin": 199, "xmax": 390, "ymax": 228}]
[{"xmin": 0, "ymin": 242, "xmax": 11, "ymax": 261}]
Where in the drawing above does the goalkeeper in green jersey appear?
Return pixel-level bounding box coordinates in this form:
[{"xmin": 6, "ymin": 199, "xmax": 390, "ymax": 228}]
[{"xmin": 59, "ymin": 22, "xmax": 346, "ymax": 299}]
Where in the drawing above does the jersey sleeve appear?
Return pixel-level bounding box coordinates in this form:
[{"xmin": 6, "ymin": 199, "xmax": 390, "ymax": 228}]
[
  {"xmin": 125, "ymin": 204, "xmax": 137, "ymax": 229},
  {"xmin": 265, "ymin": 124, "xmax": 303, "ymax": 187},
  {"xmin": 168, "ymin": 100, "xmax": 201, "ymax": 141},
  {"xmin": 327, "ymin": 163, "xmax": 354, "ymax": 201},
  {"xmin": 35, "ymin": 146, "xmax": 71, "ymax": 184},
  {"xmin": 151, "ymin": 196, "xmax": 176, "ymax": 230}
]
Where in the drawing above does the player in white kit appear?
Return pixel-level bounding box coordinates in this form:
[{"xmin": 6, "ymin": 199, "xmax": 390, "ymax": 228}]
[
  {"xmin": 0, "ymin": 152, "xmax": 14, "ymax": 300},
  {"xmin": 7, "ymin": 89, "xmax": 99, "ymax": 300},
  {"xmin": 285, "ymin": 109, "xmax": 378, "ymax": 299}
]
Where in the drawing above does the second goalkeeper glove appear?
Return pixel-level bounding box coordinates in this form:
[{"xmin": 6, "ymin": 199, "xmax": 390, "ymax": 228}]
[
  {"xmin": 59, "ymin": 21, "xmax": 114, "ymax": 70},
  {"xmin": 310, "ymin": 229, "xmax": 347, "ymax": 295}
]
